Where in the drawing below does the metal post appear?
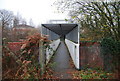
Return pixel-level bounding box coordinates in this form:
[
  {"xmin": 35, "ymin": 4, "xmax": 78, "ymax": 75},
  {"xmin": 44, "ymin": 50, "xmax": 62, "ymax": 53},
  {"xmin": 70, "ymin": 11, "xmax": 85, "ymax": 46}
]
[{"xmin": 78, "ymin": 24, "xmax": 81, "ymax": 70}]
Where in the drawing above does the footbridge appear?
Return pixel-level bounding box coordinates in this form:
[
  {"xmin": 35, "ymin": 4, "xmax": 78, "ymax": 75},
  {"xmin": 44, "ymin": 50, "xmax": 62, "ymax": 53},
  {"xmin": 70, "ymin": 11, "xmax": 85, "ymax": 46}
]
[
  {"xmin": 39, "ymin": 22, "xmax": 80, "ymax": 77},
  {"xmin": 38, "ymin": 21, "xmax": 103, "ymax": 78}
]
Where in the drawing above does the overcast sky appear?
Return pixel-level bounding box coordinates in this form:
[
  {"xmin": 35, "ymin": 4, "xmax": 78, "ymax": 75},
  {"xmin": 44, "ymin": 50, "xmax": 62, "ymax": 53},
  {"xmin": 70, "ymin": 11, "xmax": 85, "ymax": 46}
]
[{"xmin": 0, "ymin": 0, "xmax": 68, "ymax": 26}]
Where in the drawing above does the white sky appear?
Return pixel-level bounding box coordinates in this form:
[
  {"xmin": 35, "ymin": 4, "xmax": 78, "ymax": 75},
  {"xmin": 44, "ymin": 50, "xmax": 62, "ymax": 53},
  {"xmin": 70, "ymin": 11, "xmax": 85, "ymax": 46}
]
[{"xmin": 0, "ymin": 0, "xmax": 68, "ymax": 26}]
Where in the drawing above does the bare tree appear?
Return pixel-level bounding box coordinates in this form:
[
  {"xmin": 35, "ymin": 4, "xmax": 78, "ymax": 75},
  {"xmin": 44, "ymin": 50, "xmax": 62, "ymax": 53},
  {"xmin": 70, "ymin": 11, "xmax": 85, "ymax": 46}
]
[
  {"xmin": 13, "ymin": 12, "xmax": 28, "ymax": 27},
  {"xmin": 21, "ymin": 18, "xmax": 27, "ymax": 25},
  {"xmin": 55, "ymin": 0, "xmax": 120, "ymax": 41},
  {"xmin": 0, "ymin": 9, "xmax": 14, "ymax": 41},
  {"xmin": 13, "ymin": 16, "xmax": 19, "ymax": 27},
  {"xmin": 29, "ymin": 18, "xmax": 34, "ymax": 26},
  {"xmin": 0, "ymin": 9, "xmax": 14, "ymax": 29}
]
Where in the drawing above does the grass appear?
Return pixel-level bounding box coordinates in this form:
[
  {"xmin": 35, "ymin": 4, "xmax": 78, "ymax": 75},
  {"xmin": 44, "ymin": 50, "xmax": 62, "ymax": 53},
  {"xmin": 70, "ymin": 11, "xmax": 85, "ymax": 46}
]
[{"xmin": 71, "ymin": 68, "xmax": 115, "ymax": 79}]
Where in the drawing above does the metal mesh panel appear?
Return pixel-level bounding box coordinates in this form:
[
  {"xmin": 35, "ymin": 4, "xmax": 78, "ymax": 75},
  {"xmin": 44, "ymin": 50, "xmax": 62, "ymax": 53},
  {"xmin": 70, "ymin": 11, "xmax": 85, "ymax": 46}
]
[
  {"xmin": 42, "ymin": 24, "xmax": 78, "ymax": 36},
  {"xmin": 42, "ymin": 26, "xmax": 59, "ymax": 40},
  {"xmin": 42, "ymin": 27, "xmax": 47, "ymax": 35},
  {"xmin": 42, "ymin": 24, "xmax": 78, "ymax": 42},
  {"xmin": 66, "ymin": 27, "xmax": 78, "ymax": 43}
]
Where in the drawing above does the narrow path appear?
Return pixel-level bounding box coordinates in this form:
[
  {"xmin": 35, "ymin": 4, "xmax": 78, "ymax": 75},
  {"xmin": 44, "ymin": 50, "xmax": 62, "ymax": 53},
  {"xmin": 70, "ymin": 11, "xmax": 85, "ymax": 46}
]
[{"xmin": 50, "ymin": 41, "xmax": 75, "ymax": 79}]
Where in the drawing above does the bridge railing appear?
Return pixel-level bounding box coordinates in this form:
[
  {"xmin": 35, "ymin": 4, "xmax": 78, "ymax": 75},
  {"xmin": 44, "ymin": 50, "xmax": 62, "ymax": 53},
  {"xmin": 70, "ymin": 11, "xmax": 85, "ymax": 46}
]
[
  {"xmin": 65, "ymin": 25, "xmax": 80, "ymax": 69},
  {"xmin": 41, "ymin": 23, "xmax": 80, "ymax": 70},
  {"xmin": 41, "ymin": 25, "xmax": 61, "ymax": 65}
]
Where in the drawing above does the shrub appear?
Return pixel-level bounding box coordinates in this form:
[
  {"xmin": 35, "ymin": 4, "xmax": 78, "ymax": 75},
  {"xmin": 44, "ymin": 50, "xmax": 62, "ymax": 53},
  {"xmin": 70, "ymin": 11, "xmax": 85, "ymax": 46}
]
[
  {"xmin": 100, "ymin": 37, "xmax": 120, "ymax": 71},
  {"xmin": 2, "ymin": 33, "xmax": 50, "ymax": 79}
]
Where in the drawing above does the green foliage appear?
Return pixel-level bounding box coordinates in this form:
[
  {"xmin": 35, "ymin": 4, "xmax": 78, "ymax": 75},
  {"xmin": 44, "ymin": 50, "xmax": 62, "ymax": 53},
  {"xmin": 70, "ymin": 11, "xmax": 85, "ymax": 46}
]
[
  {"xmin": 47, "ymin": 62, "xmax": 57, "ymax": 68},
  {"xmin": 100, "ymin": 37, "xmax": 120, "ymax": 71},
  {"xmin": 101, "ymin": 37, "xmax": 120, "ymax": 56},
  {"xmin": 64, "ymin": 19, "xmax": 68, "ymax": 21},
  {"xmin": 55, "ymin": 1, "xmax": 120, "ymax": 41},
  {"xmin": 72, "ymin": 68, "xmax": 114, "ymax": 79}
]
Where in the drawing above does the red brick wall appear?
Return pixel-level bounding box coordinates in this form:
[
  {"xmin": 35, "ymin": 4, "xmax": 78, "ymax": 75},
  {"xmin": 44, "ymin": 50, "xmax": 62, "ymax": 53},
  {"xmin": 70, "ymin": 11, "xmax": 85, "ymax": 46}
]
[
  {"xmin": 80, "ymin": 42, "xmax": 104, "ymax": 69},
  {"xmin": 7, "ymin": 42, "xmax": 24, "ymax": 54}
]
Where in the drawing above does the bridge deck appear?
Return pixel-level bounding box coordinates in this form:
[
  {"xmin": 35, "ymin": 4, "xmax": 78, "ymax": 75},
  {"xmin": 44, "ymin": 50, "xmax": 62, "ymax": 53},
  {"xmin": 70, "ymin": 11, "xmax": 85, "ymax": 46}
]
[{"xmin": 50, "ymin": 41, "xmax": 75, "ymax": 79}]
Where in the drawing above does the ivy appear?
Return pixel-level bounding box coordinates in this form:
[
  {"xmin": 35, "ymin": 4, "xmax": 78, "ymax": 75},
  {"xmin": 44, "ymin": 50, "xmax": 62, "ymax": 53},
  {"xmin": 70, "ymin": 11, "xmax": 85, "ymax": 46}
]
[
  {"xmin": 101, "ymin": 37, "xmax": 120, "ymax": 56},
  {"xmin": 100, "ymin": 37, "xmax": 120, "ymax": 71}
]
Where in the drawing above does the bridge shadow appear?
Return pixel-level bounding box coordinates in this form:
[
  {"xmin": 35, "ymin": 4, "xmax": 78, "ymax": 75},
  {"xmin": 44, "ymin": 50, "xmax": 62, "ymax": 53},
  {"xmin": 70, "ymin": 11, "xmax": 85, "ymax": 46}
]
[{"xmin": 49, "ymin": 41, "xmax": 76, "ymax": 79}]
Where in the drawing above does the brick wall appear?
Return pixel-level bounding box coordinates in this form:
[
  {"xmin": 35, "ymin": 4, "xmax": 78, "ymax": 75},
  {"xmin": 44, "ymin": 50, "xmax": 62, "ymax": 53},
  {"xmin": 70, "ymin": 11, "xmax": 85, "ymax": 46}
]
[
  {"xmin": 80, "ymin": 42, "xmax": 104, "ymax": 69},
  {"xmin": 7, "ymin": 42, "xmax": 24, "ymax": 54}
]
